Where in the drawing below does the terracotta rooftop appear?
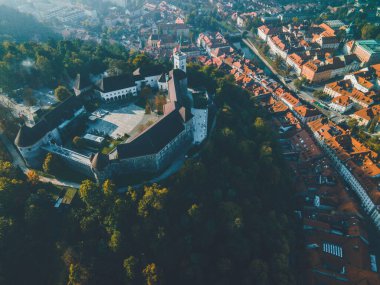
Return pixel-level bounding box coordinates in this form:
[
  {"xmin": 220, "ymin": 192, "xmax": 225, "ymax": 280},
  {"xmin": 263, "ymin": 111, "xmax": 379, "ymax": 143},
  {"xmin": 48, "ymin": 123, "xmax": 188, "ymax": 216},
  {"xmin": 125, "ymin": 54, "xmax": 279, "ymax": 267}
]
[
  {"xmin": 293, "ymin": 105, "xmax": 321, "ymax": 118},
  {"xmin": 281, "ymin": 92, "xmax": 300, "ymax": 107},
  {"xmin": 353, "ymin": 104, "xmax": 380, "ymax": 123},
  {"xmin": 331, "ymin": 96, "xmax": 352, "ymax": 107},
  {"xmin": 288, "ymin": 53, "xmax": 305, "ymax": 67}
]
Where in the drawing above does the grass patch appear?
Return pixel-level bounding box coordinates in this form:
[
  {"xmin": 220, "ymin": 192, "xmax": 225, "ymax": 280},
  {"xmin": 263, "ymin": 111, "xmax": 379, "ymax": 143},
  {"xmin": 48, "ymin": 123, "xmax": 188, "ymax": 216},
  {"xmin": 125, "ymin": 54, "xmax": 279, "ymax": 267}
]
[
  {"xmin": 101, "ymin": 137, "xmax": 127, "ymax": 154},
  {"xmin": 62, "ymin": 188, "xmax": 77, "ymax": 205},
  {"xmin": 220, "ymin": 20, "xmax": 239, "ymax": 33},
  {"xmin": 246, "ymin": 37, "xmax": 287, "ymax": 77},
  {"xmin": 37, "ymin": 170, "xmax": 55, "ymax": 179},
  {"xmin": 45, "ymin": 186, "xmax": 64, "ymax": 201}
]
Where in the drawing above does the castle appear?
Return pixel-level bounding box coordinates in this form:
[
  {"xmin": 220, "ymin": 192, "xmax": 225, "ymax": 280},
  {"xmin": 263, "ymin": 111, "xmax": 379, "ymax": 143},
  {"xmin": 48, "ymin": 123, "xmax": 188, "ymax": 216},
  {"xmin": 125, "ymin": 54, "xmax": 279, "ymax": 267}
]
[{"xmin": 15, "ymin": 50, "xmax": 208, "ymax": 182}]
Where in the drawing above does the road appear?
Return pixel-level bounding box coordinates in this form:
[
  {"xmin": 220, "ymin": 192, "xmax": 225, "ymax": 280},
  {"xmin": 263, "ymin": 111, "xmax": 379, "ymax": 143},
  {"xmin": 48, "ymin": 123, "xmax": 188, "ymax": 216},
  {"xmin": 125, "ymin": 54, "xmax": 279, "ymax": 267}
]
[
  {"xmin": 0, "ymin": 131, "xmax": 80, "ymax": 189},
  {"xmin": 242, "ymin": 37, "xmax": 347, "ymax": 123}
]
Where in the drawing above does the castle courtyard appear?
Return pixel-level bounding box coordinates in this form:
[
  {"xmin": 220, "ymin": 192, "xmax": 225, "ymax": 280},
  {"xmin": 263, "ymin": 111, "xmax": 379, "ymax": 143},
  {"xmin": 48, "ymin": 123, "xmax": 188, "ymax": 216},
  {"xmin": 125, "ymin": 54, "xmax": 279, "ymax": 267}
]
[{"xmin": 87, "ymin": 103, "xmax": 159, "ymax": 139}]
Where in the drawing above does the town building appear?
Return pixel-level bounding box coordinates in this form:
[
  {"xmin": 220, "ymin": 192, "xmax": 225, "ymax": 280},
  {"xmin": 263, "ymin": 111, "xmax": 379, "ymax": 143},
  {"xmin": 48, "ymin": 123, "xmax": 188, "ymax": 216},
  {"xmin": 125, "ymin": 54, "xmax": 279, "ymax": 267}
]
[
  {"xmin": 257, "ymin": 25, "xmax": 283, "ymax": 42},
  {"xmin": 352, "ymin": 105, "xmax": 380, "ymax": 126},
  {"xmin": 236, "ymin": 12, "xmax": 256, "ymax": 28},
  {"xmin": 286, "ymin": 53, "xmax": 307, "ymax": 75},
  {"xmin": 158, "ymin": 23, "xmax": 190, "ymax": 38},
  {"xmin": 173, "ymin": 49, "xmax": 187, "ymax": 73},
  {"xmin": 324, "ymin": 80, "xmax": 374, "ymax": 108},
  {"xmin": 351, "ymin": 40, "xmax": 380, "ymax": 65},
  {"xmin": 293, "ymin": 105, "xmax": 322, "ymax": 123},
  {"xmin": 308, "ymin": 118, "xmax": 380, "ymax": 229},
  {"xmin": 329, "ymin": 95, "xmax": 353, "ymax": 113},
  {"xmin": 197, "ymin": 32, "xmax": 231, "ymax": 57},
  {"xmin": 15, "ymin": 96, "xmax": 86, "ymax": 169},
  {"xmin": 301, "ymin": 55, "xmax": 360, "ymax": 83}
]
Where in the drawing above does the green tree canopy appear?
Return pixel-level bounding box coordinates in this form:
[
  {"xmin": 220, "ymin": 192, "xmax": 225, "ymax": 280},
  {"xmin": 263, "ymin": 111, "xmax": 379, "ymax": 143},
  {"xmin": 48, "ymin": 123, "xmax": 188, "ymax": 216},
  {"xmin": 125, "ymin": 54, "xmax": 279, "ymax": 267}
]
[{"xmin": 54, "ymin": 86, "xmax": 72, "ymax": 101}]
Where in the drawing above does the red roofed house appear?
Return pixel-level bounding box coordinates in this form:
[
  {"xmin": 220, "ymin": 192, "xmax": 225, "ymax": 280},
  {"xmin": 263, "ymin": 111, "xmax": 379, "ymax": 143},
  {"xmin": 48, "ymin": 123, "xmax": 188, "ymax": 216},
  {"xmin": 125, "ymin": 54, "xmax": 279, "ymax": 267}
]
[
  {"xmin": 280, "ymin": 92, "xmax": 302, "ymax": 110},
  {"xmin": 293, "ymin": 105, "xmax": 322, "ymax": 123},
  {"xmin": 286, "ymin": 53, "xmax": 306, "ymax": 75},
  {"xmin": 352, "ymin": 105, "xmax": 380, "ymax": 126},
  {"xmin": 257, "ymin": 25, "xmax": 283, "ymax": 42},
  {"xmin": 329, "ymin": 96, "xmax": 354, "ymax": 113}
]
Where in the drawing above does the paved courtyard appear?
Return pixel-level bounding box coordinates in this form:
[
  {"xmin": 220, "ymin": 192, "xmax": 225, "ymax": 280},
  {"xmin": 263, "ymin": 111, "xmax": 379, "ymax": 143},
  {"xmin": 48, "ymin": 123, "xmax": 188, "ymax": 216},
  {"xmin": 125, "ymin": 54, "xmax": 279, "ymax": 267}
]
[{"xmin": 87, "ymin": 104, "xmax": 146, "ymax": 139}]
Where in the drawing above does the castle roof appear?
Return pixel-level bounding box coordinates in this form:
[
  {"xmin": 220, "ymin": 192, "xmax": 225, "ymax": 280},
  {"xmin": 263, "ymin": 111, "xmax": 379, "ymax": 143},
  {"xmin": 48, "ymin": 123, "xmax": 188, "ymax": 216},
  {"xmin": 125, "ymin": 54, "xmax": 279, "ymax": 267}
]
[
  {"xmin": 117, "ymin": 66, "xmax": 191, "ymax": 159},
  {"xmin": 97, "ymin": 74, "xmax": 135, "ymax": 93},
  {"xmin": 15, "ymin": 96, "xmax": 83, "ymax": 147},
  {"xmin": 117, "ymin": 108, "xmax": 190, "ymax": 159}
]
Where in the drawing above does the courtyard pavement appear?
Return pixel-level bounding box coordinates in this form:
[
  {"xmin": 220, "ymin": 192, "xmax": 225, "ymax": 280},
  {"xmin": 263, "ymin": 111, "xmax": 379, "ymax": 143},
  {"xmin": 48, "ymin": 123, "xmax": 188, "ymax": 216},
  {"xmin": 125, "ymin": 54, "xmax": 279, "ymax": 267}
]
[{"xmin": 87, "ymin": 104, "xmax": 146, "ymax": 139}]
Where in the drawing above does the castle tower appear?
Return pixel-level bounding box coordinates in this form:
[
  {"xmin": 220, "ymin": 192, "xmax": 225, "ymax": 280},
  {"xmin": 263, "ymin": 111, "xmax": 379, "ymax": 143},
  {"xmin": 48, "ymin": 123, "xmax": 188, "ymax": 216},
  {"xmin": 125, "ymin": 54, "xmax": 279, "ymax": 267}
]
[{"xmin": 173, "ymin": 48, "xmax": 187, "ymax": 73}]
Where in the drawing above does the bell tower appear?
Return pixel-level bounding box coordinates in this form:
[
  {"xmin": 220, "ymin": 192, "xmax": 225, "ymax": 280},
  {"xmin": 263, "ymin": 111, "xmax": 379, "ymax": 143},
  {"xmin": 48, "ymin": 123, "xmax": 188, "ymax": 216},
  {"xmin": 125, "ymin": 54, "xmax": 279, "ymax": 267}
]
[{"xmin": 173, "ymin": 48, "xmax": 187, "ymax": 73}]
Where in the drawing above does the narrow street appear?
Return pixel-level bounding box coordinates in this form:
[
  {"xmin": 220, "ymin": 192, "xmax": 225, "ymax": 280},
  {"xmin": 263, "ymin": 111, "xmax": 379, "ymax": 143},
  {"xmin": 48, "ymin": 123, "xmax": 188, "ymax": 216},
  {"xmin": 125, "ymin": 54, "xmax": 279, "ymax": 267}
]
[{"xmin": 242, "ymin": 37, "xmax": 346, "ymax": 123}]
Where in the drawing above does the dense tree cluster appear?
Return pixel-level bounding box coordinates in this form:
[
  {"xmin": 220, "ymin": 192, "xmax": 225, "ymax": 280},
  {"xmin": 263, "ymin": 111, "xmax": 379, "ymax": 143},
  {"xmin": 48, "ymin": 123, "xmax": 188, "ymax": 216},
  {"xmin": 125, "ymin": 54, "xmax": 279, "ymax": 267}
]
[
  {"xmin": 0, "ymin": 40, "xmax": 169, "ymax": 92},
  {"xmin": 187, "ymin": 9, "xmax": 221, "ymax": 34}
]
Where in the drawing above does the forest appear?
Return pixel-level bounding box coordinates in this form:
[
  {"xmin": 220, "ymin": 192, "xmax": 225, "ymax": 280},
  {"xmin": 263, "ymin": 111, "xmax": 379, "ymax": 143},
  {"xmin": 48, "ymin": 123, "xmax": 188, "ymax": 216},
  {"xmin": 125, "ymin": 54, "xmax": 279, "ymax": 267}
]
[
  {"xmin": 0, "ymin": 39, "xmax": 168, "ymax": 92},
  {"xmin": 0, "ymin": 63, "xmax": 297, "ymax": 284}
]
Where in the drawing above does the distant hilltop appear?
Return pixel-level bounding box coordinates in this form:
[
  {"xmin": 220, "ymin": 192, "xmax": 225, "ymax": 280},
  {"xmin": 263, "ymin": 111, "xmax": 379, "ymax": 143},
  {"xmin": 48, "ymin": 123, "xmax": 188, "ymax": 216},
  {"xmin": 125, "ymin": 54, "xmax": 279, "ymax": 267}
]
[{"xmin": 0, "ymin": 5, "xmax": 59, "ymax": 42}]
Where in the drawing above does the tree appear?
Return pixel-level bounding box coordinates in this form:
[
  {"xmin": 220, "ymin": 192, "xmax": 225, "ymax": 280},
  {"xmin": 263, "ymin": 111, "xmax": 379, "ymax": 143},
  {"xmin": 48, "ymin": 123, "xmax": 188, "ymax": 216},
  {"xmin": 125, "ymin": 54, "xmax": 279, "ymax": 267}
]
[
  {"xmin": 123, "ymin": 256, "xmax": 138, "ymax": 281},
  {"xmin": 293, "ymin": 78, "xmax": 304, "ymax": 90},
  {"xmin": 143, "ymin": 263, "xmax": 159, "ymax": 285},
  {"xmin": 253, "ymin": 117, "xmax": 265, "ymax": 131},
  {"xmin": 145, "ymin": 103, "xmax": 151, "ymax": 114},
  {"xmin": 141, "ymin": 86, "xmax": 152, "ymax": 102},
  {"xmin": 108, "ymin": 230, "xmax": 121, "ymax": 252},
  {"xmin": 102, "ymin": 179, "xmax": 115, "ymax": 197},
  {"xmin": 347, "ymin": 118, "xmax": 359, "ymax": 134},
  {"xmin": 361, "ymin": 24, "xmax": 380, "ymax": 40},
  {"xmin": 273, "ymin": 55, "xmax": 282, "ymax": 69},
  {"xmin": 26, "ymin": 170, "xmax": 39, "ymax": 185},
  {"xmin": 54, "ymin": 86, "xmax": 71, "ymax": 101},
  {"xmin": 154, "ymin": 95, "xmax": 166, "ymax": 114},
  {"xmin": 132, "ymin": 54, "xmax": 149, "ymax": 68},
  {"xmin": 36, "ymin": 55, "xmax": 54, "ymax": 83},
  {"xmin": 313, "ymin": 90, "xmax": 329, "ymax": 101},
  {"xmin": 72, "ymin": 136, "xmax": 84, "ymax": 148},
  {"xmin": 187, "ymin": 204, "xmax": 200, "ymax": 219},
  {"xmin": 248, "ymin": 259, "xmax": 269, "ymax": 285},
  {"xmin": 79, "ymin": 180, "xmax": 102, "ymax": 208},
  {"xmin": 67, "ymin": 263, "xmax": 89, "ymax": 285},
  {"xmin": 43, "ymin": 153, "xmax": 58, "ymax": 174},
  {"xmin": 138, "ymin": 184, "xmax": 168, "ymax": 218},
  {"xmin": 260, "ymin": 144, "xmax": 273, "ymax": 164},
  {"xmin": 0, "ymin": 161, "xmax": 13, "ymax": 176},
  {"xmin": 368, "ymin": 115, "xmax": 379, "ymax": 133}
]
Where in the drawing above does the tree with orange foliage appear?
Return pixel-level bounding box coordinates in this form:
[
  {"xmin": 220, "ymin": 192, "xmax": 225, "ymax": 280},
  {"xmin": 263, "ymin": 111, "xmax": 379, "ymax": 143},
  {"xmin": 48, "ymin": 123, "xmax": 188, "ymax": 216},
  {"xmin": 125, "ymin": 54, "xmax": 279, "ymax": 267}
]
[{"xmin": 26, "ymin": 170, "xmax": 39, "ymax": 185}]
